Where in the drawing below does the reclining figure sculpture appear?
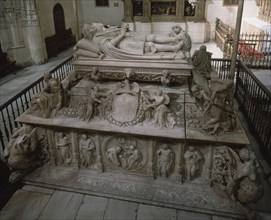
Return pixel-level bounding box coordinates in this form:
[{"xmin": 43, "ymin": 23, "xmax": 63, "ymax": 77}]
[{"xmin": 74, "ymin": 23, "xmax": 191, "ymax": 61}]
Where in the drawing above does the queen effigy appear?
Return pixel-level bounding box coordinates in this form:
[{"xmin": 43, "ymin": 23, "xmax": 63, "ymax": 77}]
[{"xmin": 4, "ymin": 23, "xmax": 265, "ymax": 220}]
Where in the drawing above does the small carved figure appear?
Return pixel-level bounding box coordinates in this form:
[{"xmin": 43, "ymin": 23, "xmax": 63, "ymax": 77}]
[
  {"xmin": 168, "ymin": 25, "xmax": 192, "ymax": 60},
  {"xmin": 160, "ymin": 70, "xmax": 171, "ymax": 87},
  {"xmin": 192, "ymin": 45, "xmax": 212, "ymax": 79},
  {"xmin": 84, "ymin": 86, "xmax": 102, "ymax": 121},
  {"xmin": 62, "ymin": 70, "xmax": 81, "ymax": 91},
  {"xmin": 211, "ymin": 146, "xmax": 263, "ymax": 206},
  {"xmin": 88, "ymin": 67, "xmax": 103, "ymax": 82},
  {"xmin": 148, "ymin": 89, "xmax": 170, "ymax": 128},
  {"xmin": 3, "ymin": 125, "xmax": 42, "ymax": 183},
  {"xmin": 141, "ymin": 91, "xmax": 152, "ymax": 123},
  {"xmin": 31, "ymin": 72, "xmax": 64, "ymax": 118},
  {"xmin": 203, "ymin": 79, "xmax": 235, "ymax": 134},
  {"xmin": 56, "ymin": 132, "xmax": 71, "ymax": 165},
  {"xmin": 124, "ymin": 68, "xmax": 135, "ymax": 79},
  {"xmin": 156, "ymin": 144, "xmax": 175, "ymax": 177},
  {"xmin": 184, "ymin": 146, "xmax": 203, "ymax": 180},
  {"xmin": 166, "ymin": 113, "xmax": 176, "ymax": 128},
  {"xmin": 79, "ymin": 134, "xmax": 95, "ymax": 167},
  {"xmin": 106, "ymin": 146, "xmax": 122, "ymax": 166},
  {"xmin": 234, "ymin": 148, "xmax": 260, "ymax": 181},
  {"xmin": 124, "ymin": 145, "xmax": 142, "ymax": 170}
]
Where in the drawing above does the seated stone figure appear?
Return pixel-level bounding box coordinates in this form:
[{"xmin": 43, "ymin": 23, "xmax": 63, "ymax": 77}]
[
  {"xmin": 202, "ymin": 79, "xmax": 236, "ymax": 134},
  {"xmin": 31, "ymin": 72, "xmax": 64, "ymax": 118},
  {"xmin": 74, "ymin": 23, "xmax": 192, "ymax": 60},
  {"xmin": 169, "ymin": 25, "xmax": 192, "ymax": 60}
]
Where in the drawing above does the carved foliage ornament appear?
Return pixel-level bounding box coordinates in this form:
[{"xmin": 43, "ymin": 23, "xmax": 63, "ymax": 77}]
[{"xmin": 211, "ymin": 146, "xmax": 263, "ymax": 204}]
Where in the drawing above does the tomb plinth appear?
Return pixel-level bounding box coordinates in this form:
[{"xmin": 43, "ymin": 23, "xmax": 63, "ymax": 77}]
[
  {"xmin": 14, "ymin": 77, "xmax": 257, "ymax": 219},
  {"xmin": 5, "ymin": 29, "xmax": 265, "ymax": 219}
]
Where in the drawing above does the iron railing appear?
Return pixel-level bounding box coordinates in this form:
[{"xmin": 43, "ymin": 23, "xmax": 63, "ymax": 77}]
[
  {"xmin": 215, "ymin": 18, "xmax": 271, "ymax": 69},
  {"xmin": 235, "ymin": 61, "xmax": 271, "ymax": 161},
  {"xmin": 0, "ymin": 56, "xmax": 76, "ymax": 155},
  {"xmin": 0, "ymin": 57, "xmax": 270, "ymax": 162},
  {"xmin": 224, "ymin": 32, "xmax": 271, "ymax": 69}
]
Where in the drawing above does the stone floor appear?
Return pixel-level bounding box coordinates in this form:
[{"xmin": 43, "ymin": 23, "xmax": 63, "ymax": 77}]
[
  {"xmin": 0, "ymin": 42, "xmax": 271, "ymax": 220},
  {"xmin": 0, "ymin": 185, "xmax": 245, "ymax": 220}
]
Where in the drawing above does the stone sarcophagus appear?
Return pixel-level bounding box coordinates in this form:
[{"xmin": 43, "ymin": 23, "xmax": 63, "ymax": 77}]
[
  {"xmin": 12, "ymin": 75, "xmax": 263, "ymax": 219},
  {"xmin": 4, "ymin": 25, "xmax": 266, "ymax": 219}
]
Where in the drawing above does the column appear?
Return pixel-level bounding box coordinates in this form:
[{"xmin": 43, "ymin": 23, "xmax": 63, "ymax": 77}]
[
  {"xmin": 21, "ymin": 0, "xmax": 47, "ymax": 65},
  {"xmin": 137, "ymin": 0, "xmax": 151, "ymax": 33},
  {"xmin": 142, "ymin": 0, "xmax": 150, "ymax": 22},
  {"xmin": 122, "ymin": 0, "xmax": 135, "ymax": 31},
  {"xmin": 175, "ymin": 0, "xmax": 184, "ymax": 22},
  {"xmin": 0, "ymin": 1, "xmax": 9, "ymax": 52},
  {"xmin": 3, "ymin": 0, "xmax": 31, "ymax": 66},
  {"xmin": 123, "ymin": 0, "xmax": 133, "ymax": 22}
]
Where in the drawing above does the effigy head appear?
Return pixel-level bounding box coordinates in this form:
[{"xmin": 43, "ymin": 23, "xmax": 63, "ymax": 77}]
[
  {"xmin": 171, "ymin": 25, "xmax": 182, "ymax": 34},
  {"xmin": 82, "ymin": 24, "xmax": 98, "ymax": 40}
]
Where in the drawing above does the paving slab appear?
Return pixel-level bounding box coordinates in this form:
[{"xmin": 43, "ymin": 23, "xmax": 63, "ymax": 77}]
[
  {"xmin": 38, "ymin": 190, "xmax": 83, "ymax": 220},
  {"xmin": 22, "ymin": 185, "xmax": 55, "ymax": 194},
  {"xmin": 103, "ymin": 199, "xmax": 137, "ymax": 220},
  {"xmin": 0, "ymin": 189, "xmax": 51, "ymax": 220},
  {"xmin": 177, "ymin": 210, "xmax": 211, "ymax": 220},
  {"xmin": 137, "ymin": 204, "xmax": 177, "ymax": 220},
  {"xmin": 212, "ymin": 216, "xmax": 236, "ymax": 220},
  {"xmin": 75, "ymin": 195, "xmax": 108, "ymax": 220}
]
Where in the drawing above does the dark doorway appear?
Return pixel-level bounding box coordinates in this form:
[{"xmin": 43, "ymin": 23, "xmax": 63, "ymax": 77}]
[{"xmin": 53, "ymin": 3, "xmax": 65, "ymax": 34}]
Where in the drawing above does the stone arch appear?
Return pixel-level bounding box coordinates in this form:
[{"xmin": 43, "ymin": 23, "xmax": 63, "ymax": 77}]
[{"xmin": 53, "ymin": 3, "xmax": 66, "ymax": 34}]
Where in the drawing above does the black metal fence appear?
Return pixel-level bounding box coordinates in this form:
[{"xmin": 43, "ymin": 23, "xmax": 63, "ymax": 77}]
[
  {"xmin": 224, "ymin": 32, "xmax": 271, "ymax": 69},
  {"xmin": 235, "ymin": 61, "xmax": 271, "ymax": 161},
  {"xmin": 215, "ymin": 18, "xmax": 271, "ymax": 69},
  {"xmin": 0, "ymin": 56, "xmax": 75, "ymax": 155},
  {"xmin": 0, "ymin": 57, "xmax": 270, "ymax": 162}
]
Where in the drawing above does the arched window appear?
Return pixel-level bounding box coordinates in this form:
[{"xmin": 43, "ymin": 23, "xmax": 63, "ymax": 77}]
[{"xmin": 53, "ymin": 3, "xmax": 66, "ymax": 34}]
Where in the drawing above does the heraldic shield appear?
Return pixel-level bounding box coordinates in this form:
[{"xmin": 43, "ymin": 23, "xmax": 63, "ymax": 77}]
[{"xmin": 112, "ymin": 92, "xmax": 139, "ymax": 122}]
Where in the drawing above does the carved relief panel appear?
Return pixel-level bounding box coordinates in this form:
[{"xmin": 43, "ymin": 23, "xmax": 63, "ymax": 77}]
[
  {"xmin": 78, "ymin": 134, "xmax": 97, "ymax": 169},
  {"xmin": 54, "ymin": 131, "xmax": 73, "ymax": 166},
  {"xmin": 101, "ymin": 135, "xmax": 149, "ymax": 174}
]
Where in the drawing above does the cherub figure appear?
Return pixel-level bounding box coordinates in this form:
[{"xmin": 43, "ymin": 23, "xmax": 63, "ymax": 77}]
[{"xmin": 147, "ymin": 89, "xmax": 170, "ymax": 128}]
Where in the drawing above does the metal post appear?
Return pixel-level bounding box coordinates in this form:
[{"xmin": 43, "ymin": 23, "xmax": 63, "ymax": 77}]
[
  {"xmin": 73, "ymin": 0, "xmax": 80, "ymax": 42},
  {"xmin": 229, "ymin": 0, "xmax": 244, "ymax": 80}
]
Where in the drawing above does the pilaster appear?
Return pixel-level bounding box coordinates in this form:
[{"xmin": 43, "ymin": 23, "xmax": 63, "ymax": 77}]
[{"xmin": 20, "ymin": 0, "xmax": 47, "ymax": 65}]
